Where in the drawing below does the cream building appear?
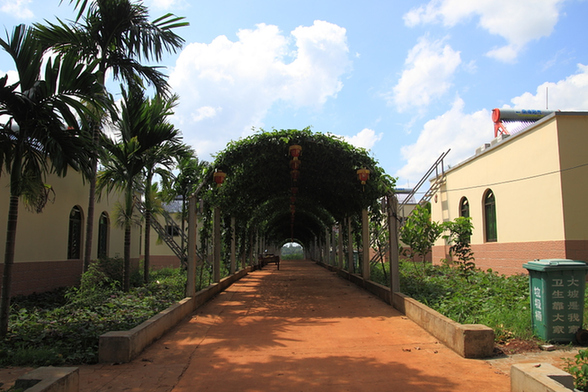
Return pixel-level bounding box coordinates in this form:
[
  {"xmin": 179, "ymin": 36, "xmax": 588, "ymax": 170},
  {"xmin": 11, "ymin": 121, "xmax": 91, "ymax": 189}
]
[
  {"xmin": 0, "ymin": 171, "xmax": 140, "ymax": 296},
  {"xmin": 431, "ymin": 111, "xmax": 588, "ymax": 275}
]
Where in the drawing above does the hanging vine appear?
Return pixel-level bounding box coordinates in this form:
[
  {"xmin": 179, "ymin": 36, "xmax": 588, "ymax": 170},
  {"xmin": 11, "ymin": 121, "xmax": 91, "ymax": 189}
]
[{"xmin": 204, "ymin": 127, "xmax": 394, "ymax": 258}]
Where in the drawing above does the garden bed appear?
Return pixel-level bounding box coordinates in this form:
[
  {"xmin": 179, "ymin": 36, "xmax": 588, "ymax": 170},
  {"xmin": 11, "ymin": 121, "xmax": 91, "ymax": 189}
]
[
  {"xmin": 370, "ymin": 260, "xmax": 559, "ymax": 348},
  {"xmin": 0, "ymin": 265, "xmax": 187, "ymax": 366}
]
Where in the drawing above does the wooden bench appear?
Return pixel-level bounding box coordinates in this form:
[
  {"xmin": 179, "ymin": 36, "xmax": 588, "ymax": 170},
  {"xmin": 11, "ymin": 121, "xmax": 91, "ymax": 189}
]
[{"xmin": 259, "ymin": 254, "xmax": 280, "ymax": 270}]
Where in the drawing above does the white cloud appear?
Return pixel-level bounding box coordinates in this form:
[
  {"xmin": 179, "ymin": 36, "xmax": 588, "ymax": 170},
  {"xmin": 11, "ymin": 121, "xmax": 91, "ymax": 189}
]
[
  {"xmin": 169, "ymin": 21, "xmax": 351, "ymax": 159},
  {"xmin": 191, "ymin": 106, "xmax": 221, "ymax": 122},
  {"xmin": 396, "ymin": 97, "xmax": 491, "ymax": 184},
  {"xmin": 404, "ymin": 0, "xmax": 565, "ymax": 62},
  {"xmin": 396, "ymin": 64, "xmax": 588, "ymax": 185},
  {"xmin": 390, "ymin": 36, "xmax": 461, "ymax": 112},
  {"xmin": 0, "ymin": 0, "xmax": 33, "ymax": 19},
  {"xmin": 0, "ymin": 70, "xmax": 19, "ymax": 85},
  {"xmin": 509, "ymin": 63, "xmax": 588, "ymax": 110},
  {"xmin": 344, "ymin": 128, "xmax": 383, "ymax": 150},
  {"xmin": 147, "ymin": 0, "xmax": 189, "ymax": 11},
  {"xmin": 485, "ymin": 44, "xmax": 520, "ymax": 64}
]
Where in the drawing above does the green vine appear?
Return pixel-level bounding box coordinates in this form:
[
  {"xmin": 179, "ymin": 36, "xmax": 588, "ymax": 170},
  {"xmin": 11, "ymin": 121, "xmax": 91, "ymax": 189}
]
[{"xmin": 210, "ymin": 128, "xmax": 394, "ymax": 252}]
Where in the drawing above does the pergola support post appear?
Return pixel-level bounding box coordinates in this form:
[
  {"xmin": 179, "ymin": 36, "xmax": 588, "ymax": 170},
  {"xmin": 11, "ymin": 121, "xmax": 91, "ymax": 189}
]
[
  {"xmin": 325, "ymin": 228, "xmax": 331, "ymax": 265},
  {"xmin": 241, "ymin": 234, "xmax": 247, "ymax": 269},
  {"xmin": 186, "ymin": 196, "xmax": 196, "ymax": 297},
  {"xmin": 331, "ymin": 228, "xmax": 336, "ymax": 265},
  {"xmin": 362, "ymin": 208, "xmax": 370, "ymax": 280},
  {"xmin": 347, "ymin": 217, "xmax": 354, "ymax": 273},
  {"xmin": 230, "ymin": 217, "xmax": 236, "ymax": 274},
  {"xmin": 338, "ymin": 223, "xmax": 344, "ymax": 269},
  {"xmin": 248, "ymin": 233, "xmax": 254, "ymax": 267},
  {"xmin": 387, "ymin": 194, "xmax": 400, "ymax": 293},
  {"xmin": 213, "ymin": 206, "xmax": 221, "ymax": 283},
  {"xmin": 314, "ymin": 237, "xmax": 318, "ymax": 261}
]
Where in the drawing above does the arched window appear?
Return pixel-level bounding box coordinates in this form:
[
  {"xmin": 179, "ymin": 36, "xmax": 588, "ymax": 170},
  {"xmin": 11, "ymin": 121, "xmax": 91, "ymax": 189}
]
[
  {"xmin": 68, "ymin": 206, "xmax": 83, "ymax": 259},
  {"xmin": 459, "ymin": 197, "xmax": 470, "ymax": 218},
  {"xmin": 459, "ymin": 197, "xmax": 471, "ymax": 243},
  {"xmin": 484, "ymin": 190, "xmax": 497, "ymax": 242},
  {"xmin": 98, "ymin": 211, "xmax": 109, "ymax": 259}
]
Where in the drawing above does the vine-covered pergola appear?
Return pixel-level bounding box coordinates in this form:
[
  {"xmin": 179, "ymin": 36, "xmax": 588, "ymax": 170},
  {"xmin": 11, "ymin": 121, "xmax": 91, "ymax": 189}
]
[{"xmin": 185, "ymin": 128, "xmax": 400, "ymax": 294}]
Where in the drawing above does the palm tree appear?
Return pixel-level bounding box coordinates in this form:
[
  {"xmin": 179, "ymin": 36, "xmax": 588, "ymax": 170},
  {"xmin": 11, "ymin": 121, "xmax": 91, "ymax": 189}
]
[
  {"xmin": 140, "ymin": 94, "xmax": 189, "ymax": 283},
  {"xmin": 97, "ymin": 84, "xmax": 186, "ymax": 290},
  {"xmin": 35, "ymin": 0, "xmax": 188, "ymax": 272},
  {"xmin": 0, "ymin": 24, "xmax": 107, "ymax": 336},
  {"xmin": 162, "ymin": 151, "xmax": 211, "ymax": 259}
]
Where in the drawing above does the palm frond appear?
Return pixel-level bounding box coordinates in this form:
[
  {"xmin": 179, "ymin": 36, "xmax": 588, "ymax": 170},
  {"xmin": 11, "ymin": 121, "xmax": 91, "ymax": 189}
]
[{"xmin": 41, "ymin": 0, "xmax": 188, "ymax": 97}]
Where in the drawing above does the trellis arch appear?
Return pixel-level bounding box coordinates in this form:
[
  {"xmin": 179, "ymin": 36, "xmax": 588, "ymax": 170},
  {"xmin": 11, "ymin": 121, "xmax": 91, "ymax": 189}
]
[
  {"xmin": 212, "ymin": 128, "xmax": 392, "ymax": 246},
  {"xmin": 186, "ymin": 128, "xmax": 396, "ymax": 293}
]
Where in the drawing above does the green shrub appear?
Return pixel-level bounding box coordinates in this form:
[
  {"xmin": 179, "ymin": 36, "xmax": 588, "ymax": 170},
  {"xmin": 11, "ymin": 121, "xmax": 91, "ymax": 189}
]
[
  {"xmin": 371, "ymin": 260, "xmax": 533, "ymax": 342},
  {"xmin": 0, "ymin": 267, "xmax": 186, "ymax": 366},
  {"xmin": 281, "ymin": 253, "xmax": 303, "ymax": 260},
  {"xmin": 564, "ymin": 349, "xmax": 588, "ymax": 391}
]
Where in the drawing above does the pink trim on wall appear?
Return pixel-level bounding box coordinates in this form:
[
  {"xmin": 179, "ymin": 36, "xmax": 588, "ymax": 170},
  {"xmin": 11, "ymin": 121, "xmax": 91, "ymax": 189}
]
[
  {"xmin": 0, "ymin": 257, "xmax": 143, "ymax": 297},
  {"xmin": 0, "ymin": 259, "xmax": 83, "ymax": 296},
  {"xmin": 432, "ymin": 240, "xmax": 588, "ymax": 276},
  {"xmin": 143, "ymin": 255, "xmax": 181, "ymax": 269}
]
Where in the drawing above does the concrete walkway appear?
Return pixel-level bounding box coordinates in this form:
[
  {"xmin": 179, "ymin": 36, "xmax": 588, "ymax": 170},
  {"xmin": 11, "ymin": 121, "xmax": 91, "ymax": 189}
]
[{"xmin": 78, "ymin": 259, "xmax": 510, "ymax": 391}]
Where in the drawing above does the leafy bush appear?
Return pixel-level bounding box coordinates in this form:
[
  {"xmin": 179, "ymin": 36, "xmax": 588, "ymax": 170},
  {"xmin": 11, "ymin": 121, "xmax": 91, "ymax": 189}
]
[
  {"xmin": 400, "ymin": 205, "xmax": 442, "ymax": 269},
  {"xmin": 0, "ymin": 266, "xmax": 186, "ymax": 366},
  {"xmin": 442, "ymin": 217, "xmax": 476, "ymax": 279},
  {"xmin": 564, "ymin": 349, "xmax": 588, "ymax": 391},
  {"xmin": 371, "ymin": 260, "xmax": 533, "ymax": 342},
  {"xmin": 281, "ymin": 253, "xmax": 304, "ymax": 260}
]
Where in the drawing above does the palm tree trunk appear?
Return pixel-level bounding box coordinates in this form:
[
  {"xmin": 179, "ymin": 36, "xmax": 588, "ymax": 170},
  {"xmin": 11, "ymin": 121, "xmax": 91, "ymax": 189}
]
[
  {"xmin": 143, "ymin": 172, "xmax": 154, "ymax": 284},
  {"xmin": 144, "ymin": 209, "xmax": 150, "ymax": 284},
  {"xmin": 0, "ymin": 194, "xmax": 19, "ymax": 337},
  {"xmin": 124, "ymin": 224, "xmax": 131, "ymax": 291},
  {"xmin": 123, "ymin": 182, "xmax": 133, "ymax": 292},
  {"xmin": 83, "ymin": 121, "xmax": 101, "ymax": 272},
  {"xmin": 1, "ymin": 153, "xmax": 23, "ymax": 337},
  {"xmin": 181, "ymin": 196, "xmax": 185, "ymax": 266}
]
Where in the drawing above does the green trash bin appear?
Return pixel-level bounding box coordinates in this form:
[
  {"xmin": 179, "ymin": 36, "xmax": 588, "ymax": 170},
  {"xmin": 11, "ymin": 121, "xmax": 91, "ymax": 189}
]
[{"xmin": 523, "ymin": 259, "xmax": 588, "ymax": 343}]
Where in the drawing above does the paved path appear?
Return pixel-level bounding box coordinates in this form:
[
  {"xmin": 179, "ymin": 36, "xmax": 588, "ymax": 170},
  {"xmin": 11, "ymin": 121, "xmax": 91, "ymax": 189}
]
[{"xmin": 76, "ymin": 259, "xmax": 512, "ymax": 391}]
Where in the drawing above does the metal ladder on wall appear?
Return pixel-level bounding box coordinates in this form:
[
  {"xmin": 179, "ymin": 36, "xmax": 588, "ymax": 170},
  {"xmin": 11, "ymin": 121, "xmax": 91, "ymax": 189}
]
[
  {"xmin": 398, "ymin": 148, "xmax": 450, "ymax": 216},
  {"xmin": 367, "ymin": 149, "xmax": 450, "ymax": 266},
  {"xmin": 134, "ymin": 196, "xmax": 203, "ymax": 268}
]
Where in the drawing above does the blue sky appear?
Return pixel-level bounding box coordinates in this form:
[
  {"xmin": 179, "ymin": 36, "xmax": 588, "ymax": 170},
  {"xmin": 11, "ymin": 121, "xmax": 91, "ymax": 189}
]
[{"xmin": 2, "ymin": 0, "xmax": 588, "ymax": 190}]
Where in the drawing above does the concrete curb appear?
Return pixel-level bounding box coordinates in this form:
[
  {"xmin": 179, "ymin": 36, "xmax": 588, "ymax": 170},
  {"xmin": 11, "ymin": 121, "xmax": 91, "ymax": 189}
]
[
  {"xmin": 317, "ymin": 262, "xmax": 494, "ymax": 358},
  {"xmin": 15, "ymin": 367, "xmax": 78, "ymax": 392},
  {"xmin": 393, "ymin": 291, "xmax": 494, "ymax": 358},
  {"xmin": 511, "ymin": 363, "xmax": 576, "ymax": 391},
  {"xmin": 98, "ymin": 268, "xmax": 250, "ymax": 363}
]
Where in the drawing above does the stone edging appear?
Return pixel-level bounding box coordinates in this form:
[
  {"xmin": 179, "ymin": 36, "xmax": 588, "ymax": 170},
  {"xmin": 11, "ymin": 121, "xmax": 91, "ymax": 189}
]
[
  {"xmin": 98, "ymin": 268, "xmax": 250, "ymax": 363},
  {"xmin": 511, "ymin": 363, "xmax": 577, "ymax": 391},
  {"xmin": 15, "ymin": 366, "xmax": 78, "ymax": 392},
  {"xmin": 316, "ymin": 262, "xmax": 494, "ymax": 358}
]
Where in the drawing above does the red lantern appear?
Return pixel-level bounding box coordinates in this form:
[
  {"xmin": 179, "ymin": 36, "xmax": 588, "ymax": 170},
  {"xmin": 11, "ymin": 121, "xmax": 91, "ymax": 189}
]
[
  {"xmin": 291, "ymin": 187, "xmax": 298, "ymax": 195},
  {"xmin": 213, "ymin": 170, "xmax": 226, "ymax": 187},
  {"xmin": 289, "ymin": 145, "xmax": 302, "ymax": 160},
  {"xmin": 290, "ymin": 205, "xmax": 296, "ymax": 213},
  {"xmin": 290, "ymin": 159, "xmax": 301, "ymax": 170},
  {"xmin": 290, "ymin": 196, "xmax": 296, "ymax": 204},
  {"xmin": 357, "ymin": 168, "xmax": 370, "ymax": 185},
  {"xmin": 291, "ymin": 170, "xmax": 300, "ymax": 181}
]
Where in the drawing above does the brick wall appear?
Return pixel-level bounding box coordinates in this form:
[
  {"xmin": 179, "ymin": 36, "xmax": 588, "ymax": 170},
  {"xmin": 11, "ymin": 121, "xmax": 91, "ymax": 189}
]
[
  {"xmin": 400, "ymin": 247, "xmax": 432, "ymax": 263},
  {"xmin": 432, "ymin": 240, "xmax": 588, "ymax": 276},
  {"xmin": 0, "ymin": 259, "xmax": 83, "ymax": 296},
  {"xmin": 144, "ymin": 255, "xmax": 181, "ymax": 269},
  {"xmin": 1, "ymin": 257, "xmax": 143, "ymax": 297}
]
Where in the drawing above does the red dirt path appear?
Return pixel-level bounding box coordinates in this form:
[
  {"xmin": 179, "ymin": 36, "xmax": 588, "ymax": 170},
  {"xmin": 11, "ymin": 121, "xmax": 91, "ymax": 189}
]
[{"xmin": 76, "ymin": 260, "xmax": 509, "ymax": 391}]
